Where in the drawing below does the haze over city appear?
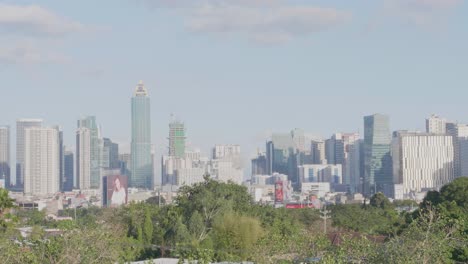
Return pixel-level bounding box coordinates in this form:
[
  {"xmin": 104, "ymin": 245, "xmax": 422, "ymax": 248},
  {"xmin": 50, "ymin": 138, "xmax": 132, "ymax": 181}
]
[{"xmin": 2, "ymin": 0, "xmax": 468, "ymax": 164}]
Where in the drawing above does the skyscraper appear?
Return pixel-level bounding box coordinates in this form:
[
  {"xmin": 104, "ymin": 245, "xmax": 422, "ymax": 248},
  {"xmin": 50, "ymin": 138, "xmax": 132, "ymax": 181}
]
[
  {"xmin": 311, "ymin": 140, "xmax": 327, "ymax": 165},
  {"xmin": 76, "ymin": 116, "xmax": 101, "ymax": 189},
  {"xmin": 0, "ymin": 126, "xmax": 10, "ymax": 188},
  {"xmin": 63, "ymin": 150, "xmax": 74, "ymax": 191},
  {"xmin": 103, "ymin": 138, "xmax": 119, "ymax": 170},
  {"xmin": 363, "ymin": 114, "xmax": 392, "ymax": 196},
  {"xmin": 131, "ymin": 81, "xmax": 153, "ymax": 189},
  {"xmin": 169, "ymin": 120, "xmax": 185, "ymax": 158},
  {"xmin": 24, "ymin": 127, "xmax": 60, "ymax": 195},
  {"xmin": 76, "ymin": 127, "xmax": 91, "ymax": 189},
  {"xmin": 56, "ymin": 127, "xmax": 64, "ymax": 192},
  {"xmin": 16, "ymin": 119, "xmax": 43, "ymax": 190}
]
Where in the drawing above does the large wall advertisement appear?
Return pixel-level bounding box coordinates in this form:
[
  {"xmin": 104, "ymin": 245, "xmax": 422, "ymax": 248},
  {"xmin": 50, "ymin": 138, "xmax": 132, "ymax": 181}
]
[
  {"xmin": 275, "ymin": 181, "xmax": 284, "ymax": 203},
  {"xmin": 103, "ymin": 175, "xmax": 128, "ymax": 207}
]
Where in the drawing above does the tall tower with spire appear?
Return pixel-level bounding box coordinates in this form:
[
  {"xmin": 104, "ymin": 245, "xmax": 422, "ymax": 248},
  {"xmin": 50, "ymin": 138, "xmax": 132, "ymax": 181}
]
[{"xmin": 131, "ymin": 81, "xmax": 153, "ymax": 188}]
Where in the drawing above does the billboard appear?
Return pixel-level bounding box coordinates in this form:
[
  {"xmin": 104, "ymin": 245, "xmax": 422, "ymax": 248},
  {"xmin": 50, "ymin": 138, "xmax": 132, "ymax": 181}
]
[
  {"xmin": 103, "ymin": 175, "xmax": 128, "ymax": 208},
  {"xmin": 275, "ymin": 181, "xmax": 284, "ymax": 203}
]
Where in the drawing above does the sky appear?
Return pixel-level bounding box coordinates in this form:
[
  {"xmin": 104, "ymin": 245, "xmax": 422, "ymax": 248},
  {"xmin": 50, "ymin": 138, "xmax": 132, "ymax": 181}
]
[{"xmin": 1, "ymin": 0, "xmax": 468, "ymax": 177}]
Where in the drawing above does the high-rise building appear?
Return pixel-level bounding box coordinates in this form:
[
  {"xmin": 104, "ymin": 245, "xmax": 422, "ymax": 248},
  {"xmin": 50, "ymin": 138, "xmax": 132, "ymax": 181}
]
[
  {"xmin": 266, "ymin": 131, "xmax": 301, "ymax": 186},
  {"xmin": 341, "ymin": 133, "xmax": 361, "ymax": 193},
  {"xmin": 103, "ymin": 138, "xmax": 119, "ymax": 170},
  {"xmin": 426, "ymin": 114, "xmax": 447, "ymax": 134},
  {"xmin": 24, "ymin": 127, "xmax": 60, "ymax": 195},
  {"xmin": 450, "ymin": 124, "xmax": 468, "ymax": 177},
  {"xmin": 251, "ymin": 151, "xmax": 267, "ymax": 175},
  {"xmin": 392, "ymin": 131, "xmax": 454, "ymax": 199},
  {"xmin": 76, "ymin": 116, "xmax": 101, "ymax": 189},
  {"xmin": 323, "ymin": 133, "xmax": 361, "ymax": 193},
  {"xmin": 131, "ymin": 81, "xmax": 153, "ymax": 189},
  {"xmin": 311, "ymin": 140, "xmax": 327, "ymax": 164},
  {"xmin": 76, "ymin": 127, "xmax": 91, "ymax": 189},
  {"xmin": 169, "ymin": 121, "xmax": 186, "ymax": 158},
  {"xmin": 63, "ymin": 150, "xmax": 74, "ymax": 191},
  {"xmin": 0, "ymin": 126, "xmax": 10, "ymax": 188},
  {"xmin": 118, "ymin": 153, "xmax": 131, "ymax": 178},
  {"xmin": 363, "ymin": 114, "xmax": 392, "ymax": 196},
  {"xmin": 16, "ymin": 119, "xmax": 42, "ymax": 189},
  {"xmin": 55, "ymin": 127, "xmax": 64, "ymax": 192}
]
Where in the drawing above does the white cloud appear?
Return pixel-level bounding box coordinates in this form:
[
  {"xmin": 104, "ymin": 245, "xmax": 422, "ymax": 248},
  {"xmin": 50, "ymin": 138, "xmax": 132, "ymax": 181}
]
[
  {"xmin": 140, "ymin": 0, "xmax": 350, "ymax": 43},
  {"xmin": 189, "ymin": 5, "xmax": 350, "ymax": 43},
  {"xmin": 0, "ymin": 3, "xmax": 88, "ymax": 66},
  {"xmin": 0, "ymin": 3, "xmax": 85, "ymax": 36}
]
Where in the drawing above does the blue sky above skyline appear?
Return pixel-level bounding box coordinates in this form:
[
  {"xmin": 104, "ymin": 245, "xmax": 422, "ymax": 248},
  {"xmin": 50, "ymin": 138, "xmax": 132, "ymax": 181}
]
[{"xmin": 1, "ymin": 0, "xmax": 467, "ymax": 164}]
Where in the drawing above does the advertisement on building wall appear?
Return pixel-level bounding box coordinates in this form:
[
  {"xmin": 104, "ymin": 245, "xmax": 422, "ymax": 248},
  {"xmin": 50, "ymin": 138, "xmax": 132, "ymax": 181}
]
[
  {"xmin": 104, "ymin": 175, "xmax": 128, "ymax": 207},
  {"xmin": 275, "ymin": 181, "xmax": 284, "ymax": 203}
]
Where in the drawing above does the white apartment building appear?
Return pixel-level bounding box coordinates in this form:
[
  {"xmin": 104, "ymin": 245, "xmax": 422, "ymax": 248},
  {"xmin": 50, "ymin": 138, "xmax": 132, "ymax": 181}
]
[
  {"xmin": 392, "ymin": 132, "xmax": 454, "ymax": 198},
  {"xmin": 212, "ymin": 144, "xmax": 240, "ymax": 159},
  {"xmin": 426, "ymin": 114, "xmax": 447, "ymax": 134},
  {"xmin": 162, "ymin": 151, "xmax": 209, "ymax": 186},
  {"xmin": 76, "ymin": 127, "xmax": 91, "ymax": 189},
  {"xmin": 210, "ymin": 159, "xmax": 243, "ymax": 185},
  {"xmin": 16, "ymin": 119, "xmax": 43, "ymax": 187},
  {"xmin": 24, "ymin": 127, "xmax": 60, "ymax": 196}
]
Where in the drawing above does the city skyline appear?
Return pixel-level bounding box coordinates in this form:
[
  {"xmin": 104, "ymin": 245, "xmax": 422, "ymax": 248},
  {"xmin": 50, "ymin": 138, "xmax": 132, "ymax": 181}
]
[{"xmin": 1, "ymin": 1, "xmax": 467, "ymax": 169}]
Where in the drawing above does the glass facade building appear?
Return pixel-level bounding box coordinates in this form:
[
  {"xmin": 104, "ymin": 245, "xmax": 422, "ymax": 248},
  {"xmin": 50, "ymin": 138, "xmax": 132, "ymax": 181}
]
[
  {"xmin": 131, "ymin": 81, "xmax": 153, "ymax": 189},
  {"xmin": 363, "ymin": 114, "xmax": 392, "ymax": 196}
]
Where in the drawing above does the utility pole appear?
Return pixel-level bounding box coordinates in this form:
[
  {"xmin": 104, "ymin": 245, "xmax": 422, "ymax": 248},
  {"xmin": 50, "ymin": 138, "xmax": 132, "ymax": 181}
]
[{"xmin": 320, "ymin": 205, "xmax": 331, "ymax": 234}]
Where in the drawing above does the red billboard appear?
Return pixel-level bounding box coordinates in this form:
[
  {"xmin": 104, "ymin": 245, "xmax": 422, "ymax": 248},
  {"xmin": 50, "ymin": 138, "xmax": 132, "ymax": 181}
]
[
  {"xmin": 275, "ymin": 181, "xmax": 284, "ymax": 203},
  {"xmin": 104, "ymin": 175, "xmax": 128, "ymax": 207}
]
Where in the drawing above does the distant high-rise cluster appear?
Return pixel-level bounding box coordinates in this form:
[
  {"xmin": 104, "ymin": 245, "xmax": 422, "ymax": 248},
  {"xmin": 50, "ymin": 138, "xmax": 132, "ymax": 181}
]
[
  {"xmin": 0, "ymin": 82, "xmax": 466, "ymax": 203},
  {"xmin": 251, "ymin": 113, "xmax": 467, "ymax": 200}
]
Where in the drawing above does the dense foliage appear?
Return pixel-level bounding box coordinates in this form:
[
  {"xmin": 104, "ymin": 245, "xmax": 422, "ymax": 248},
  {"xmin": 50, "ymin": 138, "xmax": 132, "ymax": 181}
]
[{"xmin": 0, "ymin": 177, "xmax": 466, "ymax": 263}]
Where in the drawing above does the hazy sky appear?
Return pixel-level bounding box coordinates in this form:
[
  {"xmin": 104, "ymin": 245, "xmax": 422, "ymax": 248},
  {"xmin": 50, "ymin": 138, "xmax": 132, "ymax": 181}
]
[{"xmin": 1, "ymin": 0, "xmax": 468, "ymax": 167}]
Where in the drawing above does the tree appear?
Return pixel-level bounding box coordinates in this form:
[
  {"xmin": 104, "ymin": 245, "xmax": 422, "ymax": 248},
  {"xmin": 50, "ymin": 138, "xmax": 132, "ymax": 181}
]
[
  {"xmin": 370, "ymin": 192, "xmax": 393, "ymax": 210},
  {"xmin": 0, "ymin": 188, "xmax": 14, "ymax": 217},
  {"xmin": 146, "ymin": 195, "xmax": 166, "ymax": 206},
  {"xmin": 439, "ymin": 177, "xmax": 468, "ymax": 209},
  {"xmin": 176, "ymin": 177, "xmax": 252, "ymax": 229},
  {"xmin": 376, "ymin": 208, "xmax": 456, "ymax": 264},
  {"xmin": 419, "ymin": 178, "xmax": 468, "ymax": 262},
  {"xmin": 211, "ymin": 212, "xmax": 264, "ymax": 261}
]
